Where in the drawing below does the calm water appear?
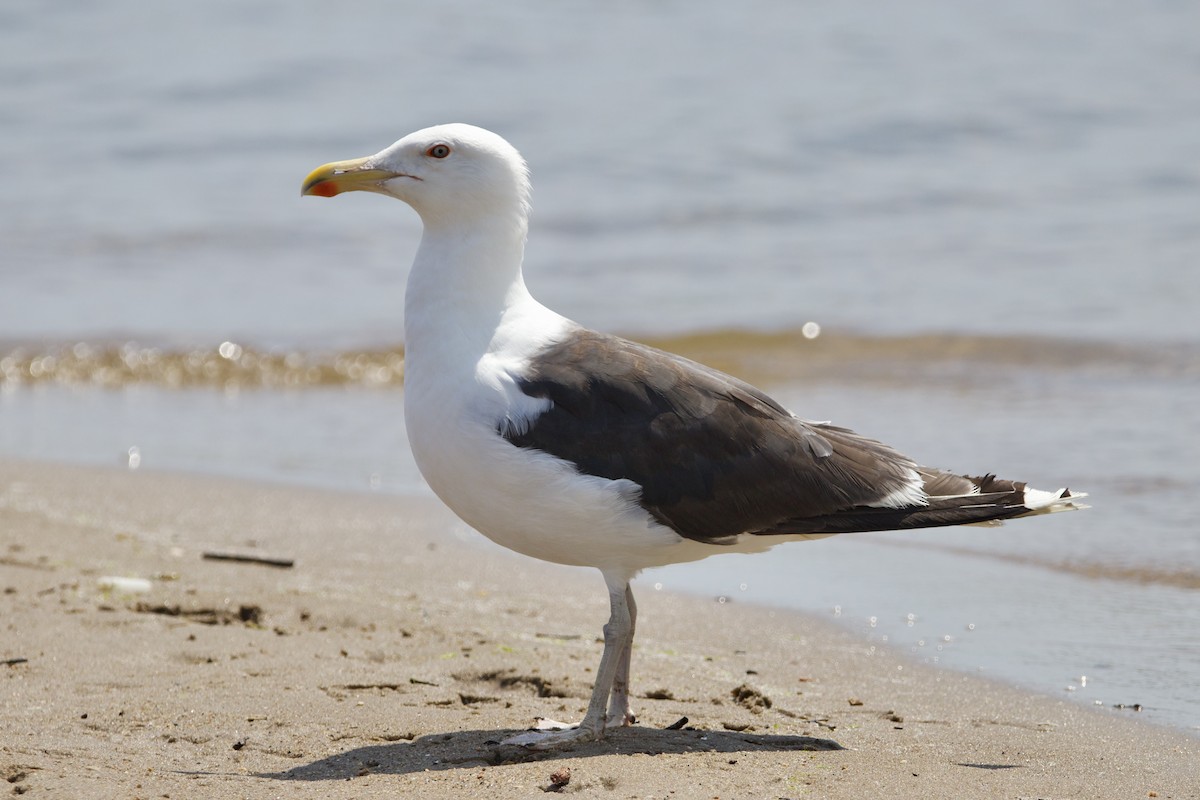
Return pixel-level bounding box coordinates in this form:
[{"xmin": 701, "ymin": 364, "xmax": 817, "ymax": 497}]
[{"xmin": 2, "ymin": 1, "xmax": 1198, "ymax": 732}]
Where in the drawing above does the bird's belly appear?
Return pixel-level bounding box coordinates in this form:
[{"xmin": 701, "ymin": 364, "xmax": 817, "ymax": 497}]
[{"xmin": 404, "ymin": 391, "xmax": 705, "ymax": 574}]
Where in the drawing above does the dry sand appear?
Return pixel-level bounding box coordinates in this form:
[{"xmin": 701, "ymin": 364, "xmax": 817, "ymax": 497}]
[{"xmin": 2, "ymin": 458, "xmax": 1196, "ymax": 799}]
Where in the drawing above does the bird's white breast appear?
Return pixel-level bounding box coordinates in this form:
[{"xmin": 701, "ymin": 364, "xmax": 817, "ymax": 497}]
[{"xmin": 402, "ymin": 297, "xmax": 699, "ymax": 574}]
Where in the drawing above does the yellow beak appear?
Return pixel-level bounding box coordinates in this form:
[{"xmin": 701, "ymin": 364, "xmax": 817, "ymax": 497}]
[{"xmin": 301, "ymin": 157, "xmax": 401, "ymax": 198}]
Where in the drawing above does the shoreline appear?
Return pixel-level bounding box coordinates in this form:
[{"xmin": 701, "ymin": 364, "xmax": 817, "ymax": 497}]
[{"xmin": 2, "ymin": 458, "xmax": 1197, "ymax": 798}]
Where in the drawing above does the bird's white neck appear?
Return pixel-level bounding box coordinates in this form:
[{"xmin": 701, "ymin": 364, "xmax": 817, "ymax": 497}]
[{"xmin": 403, "ymin": 216, "xmax": 546, "ymax": 367}]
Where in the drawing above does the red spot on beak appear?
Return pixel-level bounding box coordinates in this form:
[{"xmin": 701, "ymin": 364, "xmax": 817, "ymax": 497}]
[{"xmin": 306, "ymin": 180, "xmax": 341, "ymax": 198}]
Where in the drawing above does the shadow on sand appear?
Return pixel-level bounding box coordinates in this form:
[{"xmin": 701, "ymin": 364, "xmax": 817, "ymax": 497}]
[{"xmin": 259, "ymin": 726, "xmax": 843, "ymax": 780}]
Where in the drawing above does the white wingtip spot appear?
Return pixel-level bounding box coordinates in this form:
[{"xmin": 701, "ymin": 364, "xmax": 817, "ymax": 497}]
[{"xmin": 1022, "ymin": 486, "xmax": 1089, "ymax": 515}]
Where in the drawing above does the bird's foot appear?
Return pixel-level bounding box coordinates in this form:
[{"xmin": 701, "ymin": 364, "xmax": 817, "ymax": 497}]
[
  {"xmin": 499, "ymin": 708, "xmax": 637, "ymax": 750},
  {"xmin": 500, "ymin": 718, "xmax": 602, "ymax": 750},
  {"xmin": 605, "ymin": 709, "xmax": 636, "ymax": 728}
]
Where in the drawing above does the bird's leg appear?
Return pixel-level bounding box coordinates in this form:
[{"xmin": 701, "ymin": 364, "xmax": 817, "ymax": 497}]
[
  {"xmin": 605, "ymin": 584, "xmax": 637, "ymax": 728},
  {"xmin": 501, "ymin": 576, "xmax": 633, "ymax": 750}
]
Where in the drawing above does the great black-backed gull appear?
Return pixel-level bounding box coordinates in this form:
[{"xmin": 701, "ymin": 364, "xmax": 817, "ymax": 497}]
[{"xmin": 302, "ymin": 123, "xmax": 1085, "ymax": 749}]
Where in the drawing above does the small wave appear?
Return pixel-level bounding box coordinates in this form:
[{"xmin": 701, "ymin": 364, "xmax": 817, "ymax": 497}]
[
  {"xmin": 640, "ymin": 328, "xmax": 1199, "ymax": 386},
  {"xmin": 0, "ymin": 341, "xmax": 404, "ymax": 390},
  {"xmin": 1, "ymin": 327, "xmax": 1194, "ymax": 390}
]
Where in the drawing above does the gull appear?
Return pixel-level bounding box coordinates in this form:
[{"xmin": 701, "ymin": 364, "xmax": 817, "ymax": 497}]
[{"xmin": 302, "ymin": 123, "xmax": 1084, "ymax": 749}]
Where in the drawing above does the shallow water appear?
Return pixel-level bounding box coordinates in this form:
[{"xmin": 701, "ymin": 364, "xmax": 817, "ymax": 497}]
[{"xmin": 2, "ymin": 0, "xmax": 1198, "ymax": 733}]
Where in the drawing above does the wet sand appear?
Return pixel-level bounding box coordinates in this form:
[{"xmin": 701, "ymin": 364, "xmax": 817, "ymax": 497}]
[{"xmin": 2, "ymin": 458, "xmax": 1196, "ymax": 799}]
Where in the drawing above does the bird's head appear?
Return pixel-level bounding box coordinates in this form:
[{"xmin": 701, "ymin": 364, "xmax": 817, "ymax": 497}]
[{"xmin": 302, "ymin": 123, "xmax": 531, "ymax": 227}]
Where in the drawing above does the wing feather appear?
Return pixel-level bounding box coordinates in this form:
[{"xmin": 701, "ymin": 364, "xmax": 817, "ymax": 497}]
[{"xmin": 502, "ymin": 329, "xmax": 922, "ymax": 543}]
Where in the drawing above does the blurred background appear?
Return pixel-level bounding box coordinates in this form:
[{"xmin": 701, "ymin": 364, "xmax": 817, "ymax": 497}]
[{"xmin": 2, "ymin": 0, "xmax": 1198, "ymax": 732}]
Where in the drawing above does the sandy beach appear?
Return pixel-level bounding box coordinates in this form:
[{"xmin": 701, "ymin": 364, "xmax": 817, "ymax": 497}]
[{"xmin": 2, "ymin": 458, "xmax": 1196, "ymax": 799}]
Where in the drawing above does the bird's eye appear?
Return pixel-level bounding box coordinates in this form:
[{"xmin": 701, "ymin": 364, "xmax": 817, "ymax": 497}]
[{"xmin": 426, "ymin": 144, "xmax": 451, "ymax": 159}]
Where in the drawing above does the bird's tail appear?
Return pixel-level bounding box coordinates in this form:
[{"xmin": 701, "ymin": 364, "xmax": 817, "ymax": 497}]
[
  {"xmin": 918, "ymin": 471, "xmax": 1088, "ymax": 529},
  {"xmin": 770, "ymin": 471, "xmax": 1087, "ymax": 535}
]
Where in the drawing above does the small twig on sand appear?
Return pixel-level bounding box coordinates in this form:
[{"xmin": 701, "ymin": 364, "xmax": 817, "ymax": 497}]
[{"xmin": 202, "ymin": 551, "xmax": 294, "ymax": 568}]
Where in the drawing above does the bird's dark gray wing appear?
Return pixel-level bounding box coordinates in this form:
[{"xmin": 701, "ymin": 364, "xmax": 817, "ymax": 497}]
[{"xmin": 501, "ymin": 329, "xmax": 925, "ymax": 543}]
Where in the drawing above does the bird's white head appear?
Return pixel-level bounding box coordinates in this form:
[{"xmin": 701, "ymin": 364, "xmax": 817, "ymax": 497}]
[{"xmin": 302, "ymin": 123, "xmax": 531, "ymax": 228}]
